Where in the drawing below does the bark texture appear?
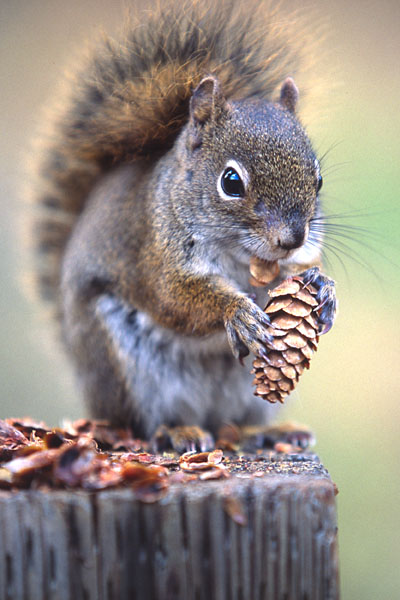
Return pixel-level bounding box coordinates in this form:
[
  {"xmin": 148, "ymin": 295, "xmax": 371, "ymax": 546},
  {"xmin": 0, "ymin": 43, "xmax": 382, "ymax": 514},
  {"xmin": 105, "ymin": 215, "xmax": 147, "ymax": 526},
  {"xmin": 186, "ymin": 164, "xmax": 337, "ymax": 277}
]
[{"xmin": 0, "ymin": 453, "xmax": 339, "ymax": 600}]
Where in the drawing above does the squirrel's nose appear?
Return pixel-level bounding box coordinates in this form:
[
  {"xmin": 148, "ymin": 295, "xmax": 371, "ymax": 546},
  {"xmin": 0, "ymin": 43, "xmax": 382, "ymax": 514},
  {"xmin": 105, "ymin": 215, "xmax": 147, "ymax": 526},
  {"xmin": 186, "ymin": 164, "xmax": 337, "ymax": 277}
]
[{"xmin": 276, "ymin": 226, "xmax": 306, "ymax": 251}]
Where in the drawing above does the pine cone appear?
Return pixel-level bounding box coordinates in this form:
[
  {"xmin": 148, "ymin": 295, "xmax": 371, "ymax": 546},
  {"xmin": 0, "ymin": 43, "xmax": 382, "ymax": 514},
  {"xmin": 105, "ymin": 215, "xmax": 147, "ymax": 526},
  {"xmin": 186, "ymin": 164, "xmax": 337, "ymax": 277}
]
[{"xmin": 252, "ymin": 275, "xmax": 320, "ymax": 404}]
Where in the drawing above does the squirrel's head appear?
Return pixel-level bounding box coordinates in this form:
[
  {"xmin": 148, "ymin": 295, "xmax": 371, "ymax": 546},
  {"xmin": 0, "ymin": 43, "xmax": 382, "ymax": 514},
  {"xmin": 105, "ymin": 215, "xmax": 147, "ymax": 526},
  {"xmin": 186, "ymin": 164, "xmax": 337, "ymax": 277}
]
[{"xmin": 178, "ymin": 76, "xmax": 323, "ymax": 264}]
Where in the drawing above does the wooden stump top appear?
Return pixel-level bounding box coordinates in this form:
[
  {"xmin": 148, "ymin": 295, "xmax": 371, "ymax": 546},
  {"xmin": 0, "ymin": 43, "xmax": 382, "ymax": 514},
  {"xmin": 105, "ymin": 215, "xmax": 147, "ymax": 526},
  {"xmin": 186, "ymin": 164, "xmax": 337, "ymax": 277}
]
[{"xmin": 0, "ymin": 448, "xmax": 339, "ymax": 600}]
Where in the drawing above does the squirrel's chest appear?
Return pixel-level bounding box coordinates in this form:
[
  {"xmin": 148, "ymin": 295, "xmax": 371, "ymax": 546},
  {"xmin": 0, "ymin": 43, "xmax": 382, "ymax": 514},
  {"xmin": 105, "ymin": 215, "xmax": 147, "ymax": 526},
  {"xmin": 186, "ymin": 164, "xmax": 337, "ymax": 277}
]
[{"xmin": 192, "ymin": 246, "xmax": 267, "ymax": 303}]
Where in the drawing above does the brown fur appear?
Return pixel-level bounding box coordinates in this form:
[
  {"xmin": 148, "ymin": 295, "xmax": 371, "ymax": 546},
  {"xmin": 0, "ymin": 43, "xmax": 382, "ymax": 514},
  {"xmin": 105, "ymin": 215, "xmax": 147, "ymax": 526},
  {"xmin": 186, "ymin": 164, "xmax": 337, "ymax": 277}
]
[
  {"xmin": 24, "ymin": 0, "xmax": 339, "ymax": 443},
  {"xmin": 30, "ymin": 0, "xmax": 316, "ymax": 307}
]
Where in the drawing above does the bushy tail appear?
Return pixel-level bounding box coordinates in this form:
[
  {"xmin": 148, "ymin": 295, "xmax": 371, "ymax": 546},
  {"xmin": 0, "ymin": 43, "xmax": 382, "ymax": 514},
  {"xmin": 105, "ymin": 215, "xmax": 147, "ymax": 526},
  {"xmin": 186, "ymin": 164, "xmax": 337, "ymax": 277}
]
[{"xmin": 29, "ymin": 0, "xmax": 315, "ymax": 304}]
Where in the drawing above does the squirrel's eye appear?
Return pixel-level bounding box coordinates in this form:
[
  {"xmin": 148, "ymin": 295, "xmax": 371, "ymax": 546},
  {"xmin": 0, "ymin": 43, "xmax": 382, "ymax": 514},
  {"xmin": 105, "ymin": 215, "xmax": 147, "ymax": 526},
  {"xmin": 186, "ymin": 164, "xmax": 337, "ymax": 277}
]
[
  {"xmin": 221, "ymin": 167, "xmax": 245, "ymax": 197},
  {"xmin": 317, "ymin": 175, "xmax": 323, "ymax": 193}
]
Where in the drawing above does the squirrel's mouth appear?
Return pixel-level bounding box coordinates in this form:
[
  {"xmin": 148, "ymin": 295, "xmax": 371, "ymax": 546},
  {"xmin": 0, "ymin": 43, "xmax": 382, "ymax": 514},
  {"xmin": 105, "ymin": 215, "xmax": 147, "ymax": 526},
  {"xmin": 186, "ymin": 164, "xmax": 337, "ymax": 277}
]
[
  {"xmin": 240, "ymin": 223, "xmax": 311, "ymax": 264},
  {"xmin": 237, "ymin": 225, "xmax": 312, "ymax": 266},
  {"xmin": 255, "ymin": 222, "xmax": 312, "ymax": 263},
  {"xmin": 279, "ymin": 234, "xmax": 323, "ymax": 267},
  {"xmin": 249, "ymin": 244, "xmax": 299, "ymax": 263}
]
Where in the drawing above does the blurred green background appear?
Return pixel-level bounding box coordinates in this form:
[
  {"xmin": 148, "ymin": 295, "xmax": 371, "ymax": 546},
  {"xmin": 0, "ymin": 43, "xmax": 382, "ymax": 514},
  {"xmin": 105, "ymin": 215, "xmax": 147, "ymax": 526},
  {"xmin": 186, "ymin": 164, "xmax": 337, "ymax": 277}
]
[{"xmin": 1, "ymin": 1, "xmax": 399, "ymax": 598}]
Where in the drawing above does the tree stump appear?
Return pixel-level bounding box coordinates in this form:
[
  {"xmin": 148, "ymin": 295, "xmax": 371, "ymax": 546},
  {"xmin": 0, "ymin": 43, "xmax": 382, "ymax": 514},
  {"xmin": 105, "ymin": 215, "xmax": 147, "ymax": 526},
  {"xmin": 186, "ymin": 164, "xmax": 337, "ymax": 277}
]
[{"xmin": 0, "ymin": 452, "xmax": 339, "ymax": 600}]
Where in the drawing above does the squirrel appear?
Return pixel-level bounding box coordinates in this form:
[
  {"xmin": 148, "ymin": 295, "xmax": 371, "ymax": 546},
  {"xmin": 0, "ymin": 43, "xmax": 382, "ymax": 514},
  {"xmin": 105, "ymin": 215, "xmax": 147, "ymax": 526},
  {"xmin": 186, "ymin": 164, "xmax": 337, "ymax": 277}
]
[{"xmin": 30, "ymin": 0, "xmax": 337, "ymax": 452}]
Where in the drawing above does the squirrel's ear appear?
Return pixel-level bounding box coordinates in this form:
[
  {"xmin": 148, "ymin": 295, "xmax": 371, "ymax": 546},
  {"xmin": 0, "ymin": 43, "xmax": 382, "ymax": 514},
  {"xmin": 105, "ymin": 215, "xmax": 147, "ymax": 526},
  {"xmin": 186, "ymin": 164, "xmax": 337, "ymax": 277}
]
[
  {"xmin": 279, "ymin": 77, "xmax": 299, "ymax": 113},
  {"xmin": 190, "ymin": 76, "xmax": 229, "ymax": 126}
]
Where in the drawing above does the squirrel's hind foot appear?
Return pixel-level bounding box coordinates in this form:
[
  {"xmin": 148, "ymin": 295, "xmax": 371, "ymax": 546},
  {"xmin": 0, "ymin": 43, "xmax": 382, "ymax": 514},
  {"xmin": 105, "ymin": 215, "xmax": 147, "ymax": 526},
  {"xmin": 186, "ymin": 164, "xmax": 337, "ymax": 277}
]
[
  {"xmin": 151, "ymin": 425, "xmax": 214, "ymax": 454},
  {"xmin": 240, "ymin": 422, "xmax": 316, "ymax": 452}
]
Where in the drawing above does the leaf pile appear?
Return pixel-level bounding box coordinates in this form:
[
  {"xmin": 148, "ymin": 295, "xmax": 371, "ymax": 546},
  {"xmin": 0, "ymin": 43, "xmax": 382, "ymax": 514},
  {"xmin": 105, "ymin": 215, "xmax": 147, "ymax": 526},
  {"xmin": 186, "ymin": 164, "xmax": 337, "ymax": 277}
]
[
  {"xmin": 0, "ymin": 418, "xmax": 233, "ymax": 501},
  {"xmin": 0, "ymin": 418, "xmax": 315, "ymax": 502}
]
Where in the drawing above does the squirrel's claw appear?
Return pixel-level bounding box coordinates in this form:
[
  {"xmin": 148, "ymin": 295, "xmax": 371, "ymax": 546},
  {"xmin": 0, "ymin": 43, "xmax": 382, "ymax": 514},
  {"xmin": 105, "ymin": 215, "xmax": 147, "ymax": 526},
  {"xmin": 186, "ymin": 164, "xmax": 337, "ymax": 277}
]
[
  {"xmin": 226, "ymin": 321, "xmax": 244, "ymax": 360},
  {"xmin": 300, "ymin": 267, "xmax": 337, "ymax": 335},
  {"xmin": 318, "ymin": 321, "xmax": 333, "ymax": 335}
]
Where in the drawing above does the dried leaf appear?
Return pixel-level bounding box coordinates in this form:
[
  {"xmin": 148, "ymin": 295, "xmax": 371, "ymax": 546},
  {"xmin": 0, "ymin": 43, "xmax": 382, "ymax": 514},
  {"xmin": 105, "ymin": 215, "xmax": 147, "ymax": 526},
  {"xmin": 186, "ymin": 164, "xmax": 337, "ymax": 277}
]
[
  {"xmin": 0, "ymin": 420, "xmax": 29, "ymax": 447},
  {"xmin": 208, "ymin": 449, "xmax": 223, "ymax": 465},
  {"xmin": 4, "ymin": 449, "xmax": 60, "ymax": 477},
  {"xmin": 179, "ymin": 451, "xmax": 210, "ymax": 464},
  {"xmin": 223, "ymin": 496, "xmax": 248, "ymax": 526},
  {"xmin": 53, "ymin": 442, "xmax": 98, "ymax": 487},
  {"xmin": 199, "ymin": 465, "xmax": 229, "ymax": 480}
]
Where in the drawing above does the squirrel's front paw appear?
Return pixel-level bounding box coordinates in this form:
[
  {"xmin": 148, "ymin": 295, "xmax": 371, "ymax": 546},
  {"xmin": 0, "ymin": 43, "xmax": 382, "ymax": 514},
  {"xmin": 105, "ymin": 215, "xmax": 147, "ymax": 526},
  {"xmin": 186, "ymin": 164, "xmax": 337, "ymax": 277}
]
[
  {"xmin": 300, "ymin": 267, "xmax": 337, "ymax": 334},
  {"xmin": 224, "ymin": 296, "xmax": 273, "ymax": 361}
]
